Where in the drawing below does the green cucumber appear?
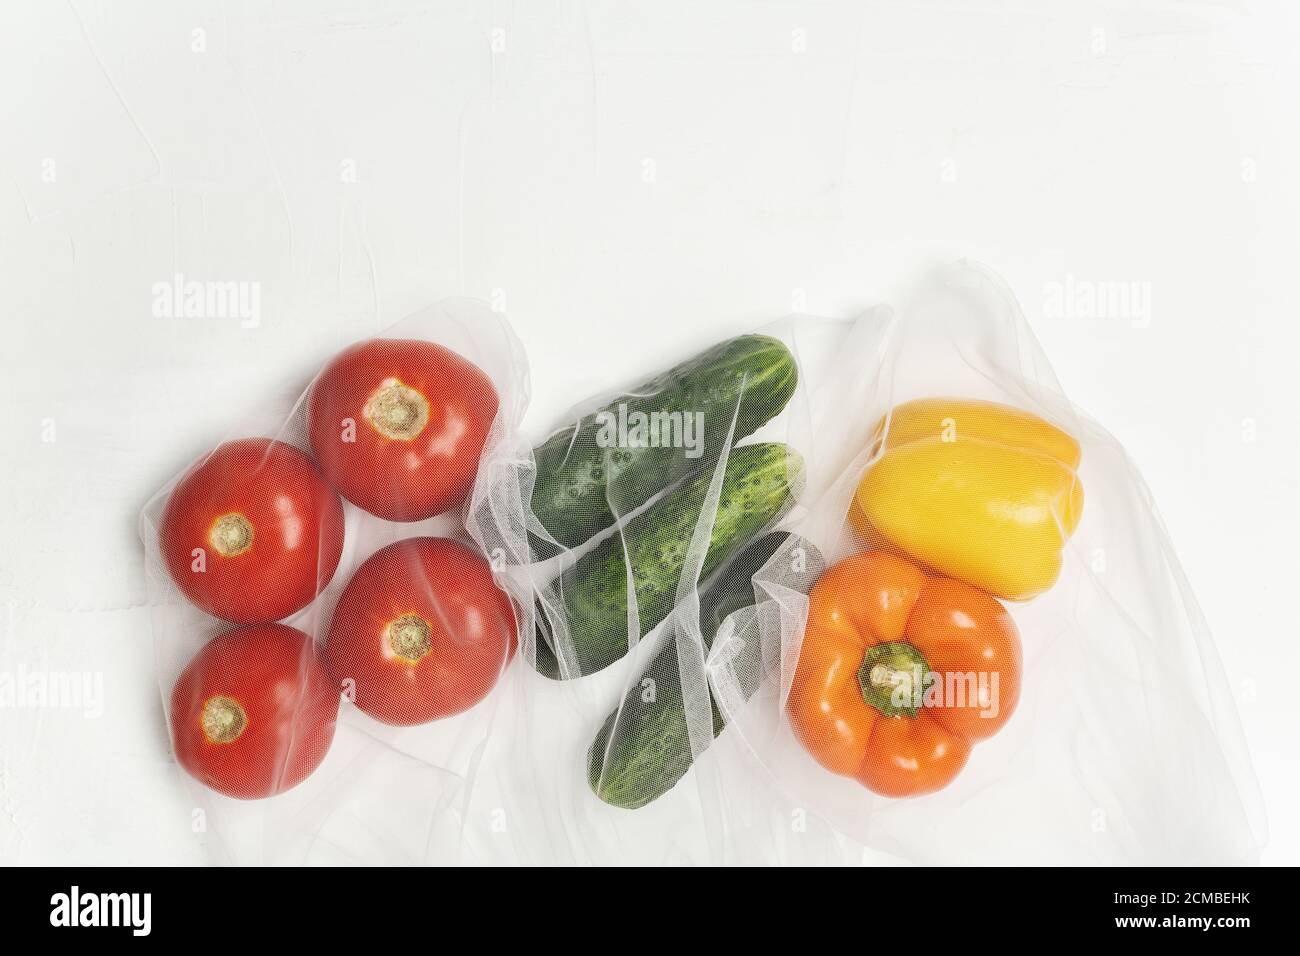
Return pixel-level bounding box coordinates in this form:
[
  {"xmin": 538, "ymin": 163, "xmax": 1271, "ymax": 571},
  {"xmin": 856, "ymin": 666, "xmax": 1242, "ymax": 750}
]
[
  {"xmin": 529, "ymin": 335, "xmax": 797, "ymax": 553},
  {"xmin": 588, "ymin": 532, "xmax": 824, "ymax": 809},
  {"xmin": 533, "ymin": 442, "xmax": 802, "ymax": 679}
]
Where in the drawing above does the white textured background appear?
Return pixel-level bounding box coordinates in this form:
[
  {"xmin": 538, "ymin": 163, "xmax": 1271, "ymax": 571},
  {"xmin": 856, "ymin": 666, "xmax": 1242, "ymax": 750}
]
[{"xmin": 1, "ymin": 0, "xmax": 1296, "ymax": 865}]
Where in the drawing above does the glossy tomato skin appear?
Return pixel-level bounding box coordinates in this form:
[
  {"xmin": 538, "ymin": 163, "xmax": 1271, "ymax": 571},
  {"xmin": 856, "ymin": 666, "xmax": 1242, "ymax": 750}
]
[
  {"xmin": 170, "ymin": 623, "xmax": 339, "ymax": 799},
  {"xmin": 324, "ymin": 537, "xmax": 517, "ymax": 726},
  {"xmin": 306, "ymin": 339, "xmax": 499, "ymax": 522},
  {"xmin": 160, "ymin": 438, "xmax": 345, "ymax": 624}
]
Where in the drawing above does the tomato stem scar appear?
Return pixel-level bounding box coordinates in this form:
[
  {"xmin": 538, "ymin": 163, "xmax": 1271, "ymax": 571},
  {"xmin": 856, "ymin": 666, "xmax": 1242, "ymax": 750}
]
[
  {"xmin": 363, "ymin": 378, "xmax": 430, "ymax": 441},
  {"xmin": 201, "ymin": 695, "xmax": 248, "ymax": 744},
  {"xmin": 387, "ymin": 614, "xmax": 433, "ymax": 662},
  {"xmin": 209, "ymin": 513, "xmax": 253, "ymax": 557}
]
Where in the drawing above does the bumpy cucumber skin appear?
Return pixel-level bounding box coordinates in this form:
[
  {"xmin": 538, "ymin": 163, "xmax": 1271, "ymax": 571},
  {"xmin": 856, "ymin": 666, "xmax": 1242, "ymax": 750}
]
[
  {"xmin": 534, "ymin": 442, "xmax": 802, "ymax": 679},
  {"xmin": 529, "ymin": 335, "xmax": 798, "ymax": 553},
  {"xmin": 587, "ymin": 533, "xmax": 823, "ymax": 810}
]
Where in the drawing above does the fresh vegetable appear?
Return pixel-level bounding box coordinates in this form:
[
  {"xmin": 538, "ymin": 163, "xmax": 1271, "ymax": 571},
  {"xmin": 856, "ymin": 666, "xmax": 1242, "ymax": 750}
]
[
  {"xmin": 160, "ymin": 438, "xmax": 345, "ymax": 623},
  {"xmin": 307, "ymin": 338, "xmax": 499, "ymax": 522},
  {"xmin": 787, "ymin": 551, "xmax": 1021, "ymax": 797},
  {"xmin": 324, "ymin": 537, "xmax": 517, "ymax": 726},
  {"xmin": 853, "ymin": 397, "xmax": 1083, "ymax": 601},
  {"xmin": 589, "ymin": 532, "xmax": 823, "ymax": 809},
  {"xmin": 535, "ymin": 441, "xmax": 802, "ymax": 679},
  {"xmin": 170, "ymin": 623, "xmax": 339, "ymax": 799},
  {"xmin": 530, "ymin": 335, "xmax": 798, "ymax": 553}
]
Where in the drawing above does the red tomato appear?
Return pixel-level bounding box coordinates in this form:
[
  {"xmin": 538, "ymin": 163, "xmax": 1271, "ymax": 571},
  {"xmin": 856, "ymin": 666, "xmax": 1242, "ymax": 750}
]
[
  {"xmin": 306, "ymin": 339, "xmax": 499, "ymax": 522},
  {"xmin": 324, "ymin": 537, "xmax": 517, "ymax": 725},
  {"xmin": 160, "ymin": 438, "xmax": 345, "ymax": 624},
  {"xmin": 170, "ymin": 623, "xmax": 339, "ymax": 799}
]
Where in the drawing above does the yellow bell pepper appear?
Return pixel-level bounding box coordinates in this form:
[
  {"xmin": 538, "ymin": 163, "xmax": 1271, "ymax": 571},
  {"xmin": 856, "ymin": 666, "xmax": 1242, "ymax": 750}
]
[{"xmin": 852, "ymin": 398, "xmax": 1084, "ymax": 601}]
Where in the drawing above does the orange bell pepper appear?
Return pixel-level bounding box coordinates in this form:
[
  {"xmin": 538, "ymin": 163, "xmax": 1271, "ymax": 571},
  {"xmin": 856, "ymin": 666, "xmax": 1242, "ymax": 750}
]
[
  {"xmin": 787, "ymin": 551, "xmax": 1021, "ymax": 797},
  {"xmin": 852, "ymin": 397, "xmax": 1084, "ymax": 601}
]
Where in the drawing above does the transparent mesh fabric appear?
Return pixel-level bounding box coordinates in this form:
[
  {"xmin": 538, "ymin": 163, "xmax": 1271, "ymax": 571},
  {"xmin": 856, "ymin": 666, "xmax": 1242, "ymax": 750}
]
[
  {"xmin": 469, "ymin": 261, "xmax": 1263, "ymax": 865},
  {"xmin": 142, "ymin": 299, "xmax": 528, "ymax": 864},
  {"xmin": 143, "ymin": 264, "xmax": 1264, "ymax": 865}
]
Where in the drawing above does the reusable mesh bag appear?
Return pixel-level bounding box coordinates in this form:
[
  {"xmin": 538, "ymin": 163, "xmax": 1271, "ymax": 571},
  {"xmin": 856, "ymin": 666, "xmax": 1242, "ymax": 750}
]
[
  {"xmin": 463, "ymin": 315, "xmax": 841, "ymax": 863},
  {"xmin": 143, "ymin": 263, "xmax": 1264, "ymax": 865},
  {"xmin": 141, "ymin": 300, "xmax": 528, "ymax": 865},
  {"xmin": 466, "ymin": 260, "xmax": 1264, "ymax": 865}
]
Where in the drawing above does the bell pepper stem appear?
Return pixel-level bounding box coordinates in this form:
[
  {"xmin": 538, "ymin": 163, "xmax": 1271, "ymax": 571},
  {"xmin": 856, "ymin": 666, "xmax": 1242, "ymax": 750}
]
[{"xmin": 858, "ymin": 641, "xmax": 929, "ymax": 718}]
